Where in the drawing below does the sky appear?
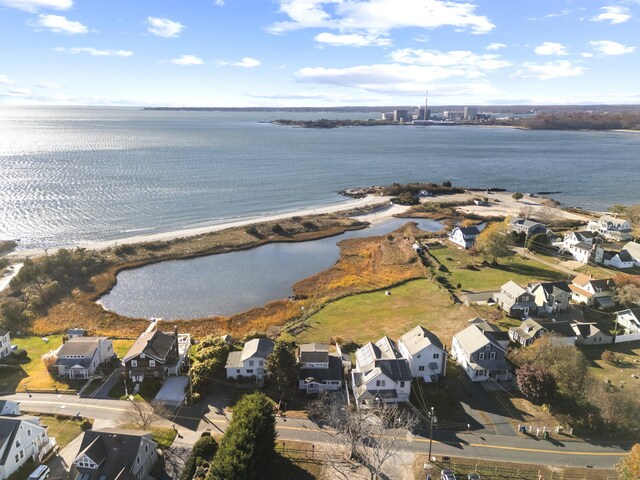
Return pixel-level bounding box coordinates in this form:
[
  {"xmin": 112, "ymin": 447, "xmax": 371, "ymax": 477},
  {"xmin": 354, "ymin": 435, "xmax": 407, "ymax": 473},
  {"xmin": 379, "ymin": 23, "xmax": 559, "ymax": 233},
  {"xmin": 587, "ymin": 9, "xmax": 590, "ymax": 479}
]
[{"xmin": 0, "ymin": 0, "xmax": 639, "ymax": 107}]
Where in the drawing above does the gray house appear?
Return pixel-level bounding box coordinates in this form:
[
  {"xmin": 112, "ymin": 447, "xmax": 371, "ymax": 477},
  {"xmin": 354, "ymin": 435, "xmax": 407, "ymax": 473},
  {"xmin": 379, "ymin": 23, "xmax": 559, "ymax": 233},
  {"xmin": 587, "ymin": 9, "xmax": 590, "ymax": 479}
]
[
  {"xmin": 298, "ymin": 343, "xmax": 344, "ymax": 394},
  {"xmin": 529, "ymin": 282, "xmax": 572, "ymax": 314},
  {"xmin": 451, "ymin": 324, "xmax": 512, "ymax": 382},
  {"xmin": 54, "ymin": 337, "xmax": 115, "ymax": 379},
  {"xmin": 509, "ymin": 318, "xmax": 577, "ymax": 347},
  {"xmin": 494, "ymin": 281, "xmax": 538, "ymax": 318},
  {"xmin": 509, "ymin": 218, "xmax": 546, "ymax": 236}
]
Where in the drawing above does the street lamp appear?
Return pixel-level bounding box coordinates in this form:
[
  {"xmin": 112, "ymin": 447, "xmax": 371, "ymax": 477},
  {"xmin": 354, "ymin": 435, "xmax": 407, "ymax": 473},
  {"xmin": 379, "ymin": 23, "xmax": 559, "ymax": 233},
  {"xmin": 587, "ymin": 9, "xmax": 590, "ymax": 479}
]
[{"xmin": 427, "ymin": 406, "xmax": 437, "ymax": 463}]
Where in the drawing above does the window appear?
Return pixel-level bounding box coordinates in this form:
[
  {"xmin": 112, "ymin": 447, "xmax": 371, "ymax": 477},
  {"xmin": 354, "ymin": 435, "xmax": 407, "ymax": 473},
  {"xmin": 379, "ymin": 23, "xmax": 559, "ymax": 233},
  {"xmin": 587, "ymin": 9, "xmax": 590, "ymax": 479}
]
[
  {"xmin": 141, "ymin": 353, "xmax": 145, "ymax": 359},
  {"xmin": 131, "ymin": 360, "xmax": 138, "ymax": 368},
  {"xmin": 259, "ymin": 360, "xmax": 263, "ymax": 366},
  {"xmin": 145, "ymin": 445, "xmax": 149, "ymax": 453},
  {"xmin": 19, "ymin": 450, "xmax": 24, "ymax": 459},
  {"xmin": 149, "ymin": 360, "xmax": 156, "ymax": 367},
  {"xmin": 418, "ymin": 366, "xmax": 425, "ymax": 372},
  {"xmin": 15, "ymin": 440, "xmax": 20, "ymax": 447},
  {"xmin": 27, "ymin": 429, "xmax": 31, "ymax": 437},
  {"xmin": 15, "ymin": 454, "xmax": 19, "ymax": 463},
  {"xmin": 490, "ymin": 352, "xmax": 496, "ymax": 360},
  {"xmin": 485, "ymin": 345, "xmax": 491, "ymax": 350},
  {"xmin": 249, "ymin": 360, "xmax": 254, "ymax": 366},
  {"xmin": 479, "ymin": 352, "xmax": 485, "ymax": 360},
  {"xmin": 246, "ymin": 369, "xmax": 254, "ymax": 374},
  {"xmin": 400, "ymin": 381, "xmax": 405, "ymax": 388},
  {"xmin": 236, "ymin": 369, "xmax": 240, "ymax": 373},
  {"xmin": 433, "ymin": 353, "xmax": 440, "ymax": 359},
  {"xmin": 376, "ymin": 380, "xmax": 386, "ymax": 387},
  {"xmin": 417, "ymin": 354, "xmax": 421, "ymax": 358}
]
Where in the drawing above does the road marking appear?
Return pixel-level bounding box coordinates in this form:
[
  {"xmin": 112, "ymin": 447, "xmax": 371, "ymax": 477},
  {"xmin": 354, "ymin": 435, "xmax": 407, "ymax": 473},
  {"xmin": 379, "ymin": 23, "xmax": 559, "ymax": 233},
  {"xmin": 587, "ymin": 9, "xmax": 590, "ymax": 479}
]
[{"xmin": 467, "ymin": 443, "xmax": 625, "ymax": 457}]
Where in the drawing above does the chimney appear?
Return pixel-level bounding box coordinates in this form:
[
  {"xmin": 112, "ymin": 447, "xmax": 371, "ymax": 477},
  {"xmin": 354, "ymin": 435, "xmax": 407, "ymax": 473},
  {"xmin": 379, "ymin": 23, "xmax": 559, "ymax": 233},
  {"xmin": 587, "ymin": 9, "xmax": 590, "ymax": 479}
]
[{"xmin": 174, "ymin": 325, "xmax": 178, "ymax": 338}]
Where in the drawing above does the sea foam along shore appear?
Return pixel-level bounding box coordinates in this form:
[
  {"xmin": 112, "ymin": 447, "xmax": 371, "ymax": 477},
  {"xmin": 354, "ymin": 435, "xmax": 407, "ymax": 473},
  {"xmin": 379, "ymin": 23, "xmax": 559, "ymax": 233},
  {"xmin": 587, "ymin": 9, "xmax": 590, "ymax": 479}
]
[{"xmin": 8, "ymin": 194, "xmax": 407, "ymax": 259}]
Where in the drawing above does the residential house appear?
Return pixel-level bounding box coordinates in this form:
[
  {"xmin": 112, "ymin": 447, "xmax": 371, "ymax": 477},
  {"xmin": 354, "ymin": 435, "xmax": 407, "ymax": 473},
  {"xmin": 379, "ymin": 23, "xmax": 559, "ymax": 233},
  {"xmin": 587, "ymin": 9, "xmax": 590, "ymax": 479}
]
[
  {"xmin": 622, "ymin": 241, "xmax": 640, "ymax": 267},
  {"xmin": 509, "ymin": 218, "xmax": 546, "ymax": 237},
  {"xmin": 596, "ymin": 248, "xmax": 635, "ymax": 269},
  {"xmin": 616, "ymin": 308, "xmax": 640, "ymax": 334},
  {"xmin": 351, "ymin": 337, "xmax": 412, "ymax": 407},
  {"xmin": 509, "ymin": 318, "xmax": 577, "ymax": 347},
  {"xmin": 449, "ymin": 225, "xmax": 482, "ymax": 250},
  {"xmin": 0, "ymin": 402, "xmax": 19, "ymax": 417},
  {"xmin": 466, "ymin": 317, "xmax": 510, "ymax": 348},
  {"xmin": 225, "ymin": 338, "xmax": 274, "ymax": 380},
  {"xmin": 65, "ymin": 328, "xmax": 86, "ymax": 339},
  {"xmin": 529, "ymin": 282, "xmax": 572, "ymax": 314},
  {"xmin": 397, "ymin": 325, "xmax": 446, "ymax": 382},
  {"xmin": 297, "ymin": 343, "xmax": 344, "ymax": 394},
  {"xmin": 451, "ymin": 324, "xmax": 512, "ymax": 382},
  {"xmin": 123, "ymin": 325, "xmax": 191, "ymax": 383},
  {"xmin": 70, "ymin": 429, "xmax": 158, "ymax": 480},
  {"xmin": 54, "ymin": 337, "xmax": 114, "ymax": 379},
  {"xmin": 493, "ymin": 281, "xmax": 538, "ymax": 318},
  {"xmin": 572, "ymin": 322, "xmax": 612, "ymax": 345},
  {"xmin": 589, "ymin": 215, "xmax": 633, "ymax": 241},
  {"xmin": 0, "ymin": 416, "xmax": 55, "ymax": 480},
  {"xmin": 569, "ymin": 275, "xmax": 616, "ymax": 309},
  {"xmin": 561, "ymin": 231, "xmax": 596, "ymax": 264},
  {"xmin": 0, "ymin": 330, "xmax": 10, "ymax": 360}
]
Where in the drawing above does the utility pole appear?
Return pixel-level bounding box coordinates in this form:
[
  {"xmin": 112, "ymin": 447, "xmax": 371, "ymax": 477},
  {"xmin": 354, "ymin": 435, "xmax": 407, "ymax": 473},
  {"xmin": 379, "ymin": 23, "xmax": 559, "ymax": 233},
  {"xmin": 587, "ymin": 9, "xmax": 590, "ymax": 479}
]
[{"xmin": 428, "ymin": 406, "xmax": 436, "ymax": 462}]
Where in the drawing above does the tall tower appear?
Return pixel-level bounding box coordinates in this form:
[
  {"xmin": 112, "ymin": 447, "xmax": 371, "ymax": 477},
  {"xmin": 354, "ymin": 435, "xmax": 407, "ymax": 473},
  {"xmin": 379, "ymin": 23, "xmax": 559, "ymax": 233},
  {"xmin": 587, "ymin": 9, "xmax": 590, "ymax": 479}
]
[{"xmin": 424, "ymin": 90, "xmax": 429, "ymax": 120}]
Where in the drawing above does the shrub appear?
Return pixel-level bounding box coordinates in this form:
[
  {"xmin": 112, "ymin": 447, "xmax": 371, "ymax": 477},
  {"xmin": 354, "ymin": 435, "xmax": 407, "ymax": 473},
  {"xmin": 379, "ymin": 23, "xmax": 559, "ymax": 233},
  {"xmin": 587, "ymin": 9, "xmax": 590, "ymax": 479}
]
[
  {"xmin": 80, "ymin": 418, "xmax": 92, "ymax": 431},
  {"xmin": 601, "ymin": 350, "xmax": 619, "ymax": 365},
  {"xmin": 12, "ymin": 349, "xmax": 27, "ymax": 359},
  {"xmin": 114, "ymin": 244, "xmax": 136, "ymax": 256},
  {"xmin": 193, "ymin": 435, "xmax": 218, "ymax": 458}
]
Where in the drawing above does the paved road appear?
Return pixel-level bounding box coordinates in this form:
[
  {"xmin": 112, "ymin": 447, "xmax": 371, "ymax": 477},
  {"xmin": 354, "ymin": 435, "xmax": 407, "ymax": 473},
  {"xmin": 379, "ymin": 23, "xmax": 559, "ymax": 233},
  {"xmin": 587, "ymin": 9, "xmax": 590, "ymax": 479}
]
[{"xmin": 3, "ymin": 393, "xmax": 629, "ymax": 470}]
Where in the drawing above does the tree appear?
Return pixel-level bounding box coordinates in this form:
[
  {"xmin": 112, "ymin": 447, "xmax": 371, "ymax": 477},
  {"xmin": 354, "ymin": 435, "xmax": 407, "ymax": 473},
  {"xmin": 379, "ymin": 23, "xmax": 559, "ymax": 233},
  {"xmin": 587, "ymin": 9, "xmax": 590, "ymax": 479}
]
[
  {"xmin": 512, "ymin": 192, "xmax": 524, "ymax": 202},
  {"xmin": 208, "ymin": 392, "xmax": 276, "ymax": 480},
  {"xmin": 617, "ymin": 443, "xmax": 640, "ymax": 480},
  {"xmin": 41, "ymin": 350, "xmax": 58, "ymax": 371},
  {"xmin": 516, "ymin": 364, "xmax": 556, "ymax": 404},
  {"xmin": 474, "ymin": 222, "xmax": 512, "ymax": 264},
  {"xmin": 601, "ymin": 350, "xmax": 620, "ymax": 365},
  {"xmin": 526, "ymin": 232, "xmax": 549, "ymax": 252},
  {"xmin": 616, "ymin": 283, "xmax": 640, "ymax": 307},
  {"xmin": 124, "ymin": 399, "xmax": 169, "ymax": 430},
  {"xmin": 265, "ymin": 341, "xmax": 298, "ymax": 388}
]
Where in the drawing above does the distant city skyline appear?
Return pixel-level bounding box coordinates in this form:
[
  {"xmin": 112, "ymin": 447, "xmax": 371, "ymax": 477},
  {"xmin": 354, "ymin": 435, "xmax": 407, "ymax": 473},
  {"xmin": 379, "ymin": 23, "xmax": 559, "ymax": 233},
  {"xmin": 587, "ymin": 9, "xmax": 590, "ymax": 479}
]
[{"xmin": 1, "ymin": 0, "xmax": 639, "ymax": 106}]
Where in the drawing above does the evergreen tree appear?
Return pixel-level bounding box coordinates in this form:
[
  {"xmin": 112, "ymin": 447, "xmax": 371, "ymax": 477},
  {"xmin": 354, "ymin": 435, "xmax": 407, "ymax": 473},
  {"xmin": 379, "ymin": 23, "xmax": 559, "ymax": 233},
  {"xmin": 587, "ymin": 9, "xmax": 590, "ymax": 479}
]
[{"xmin": 265, "ymin": 341, "xmax": 299, "ymax": 387}]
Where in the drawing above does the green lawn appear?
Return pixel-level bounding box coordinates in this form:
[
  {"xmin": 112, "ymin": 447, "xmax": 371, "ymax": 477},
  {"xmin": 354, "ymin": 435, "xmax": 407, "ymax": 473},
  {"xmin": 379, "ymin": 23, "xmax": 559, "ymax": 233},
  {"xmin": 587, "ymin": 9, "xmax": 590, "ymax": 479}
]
[
  {"xmin": 289, "ymin": 279, "xmax": 500, "ymax": 348},
  {"xmin": 583, "ymin": 342, "xmax": 640, "ymax": 400},
  {"xmin": 429, "ymin": 246, "xmax": 566, "ymax": 292},
  {"xmin": 39, "ymin": 414, "xmax": 85, "ymax": 448},
  {"xmin": 112, "ymin": 339, "xmax": 135, "ymax": 360},
  {"xmin": 150, "ymin": 426, "xmax": 178, "ymax": 449}
]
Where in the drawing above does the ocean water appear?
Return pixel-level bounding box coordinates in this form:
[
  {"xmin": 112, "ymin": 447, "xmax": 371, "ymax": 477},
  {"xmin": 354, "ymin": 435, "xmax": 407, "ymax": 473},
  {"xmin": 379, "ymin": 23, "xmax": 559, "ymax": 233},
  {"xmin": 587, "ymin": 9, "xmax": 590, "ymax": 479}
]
[{"xmin": 1, "ymin": 106, "xmax": 639, "ymax": 250}]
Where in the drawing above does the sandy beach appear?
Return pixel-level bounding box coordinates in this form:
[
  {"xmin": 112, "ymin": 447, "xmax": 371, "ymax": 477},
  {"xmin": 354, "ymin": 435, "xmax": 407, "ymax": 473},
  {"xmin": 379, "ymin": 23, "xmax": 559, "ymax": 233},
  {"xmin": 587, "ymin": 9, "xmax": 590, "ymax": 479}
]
[{"xmin": 7, "ymin": 194, "xmax": 402, "ymax": 259}]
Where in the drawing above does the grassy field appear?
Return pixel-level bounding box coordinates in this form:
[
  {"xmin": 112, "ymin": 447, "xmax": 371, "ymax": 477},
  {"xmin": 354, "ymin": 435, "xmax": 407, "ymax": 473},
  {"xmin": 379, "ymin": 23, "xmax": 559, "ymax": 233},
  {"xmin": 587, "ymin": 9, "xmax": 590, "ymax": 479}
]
[
  {"xmin": 272, "ymin": 441, "xmax": 323, "ymax": 479},
  {"xmin": 39, "ymin": 414, "xmax": 85, "ymax": 448},
  {"xmin": 583, "ymin": 342, "xmax": 640, "ymax": 399},
  {"xmin": 112, "ymin": 339, "xmax": 135, "ymax": 359},
  {"xmin": 0, "ymin": 335, "xmax": 82, "ymax": 393},
  {"xmin": 429, "ymin": 245, "xmax": 567, "ymax": 292},
  {"xmin": 289, "ymin": 279, "xmax": 506, "ymax": 347}
]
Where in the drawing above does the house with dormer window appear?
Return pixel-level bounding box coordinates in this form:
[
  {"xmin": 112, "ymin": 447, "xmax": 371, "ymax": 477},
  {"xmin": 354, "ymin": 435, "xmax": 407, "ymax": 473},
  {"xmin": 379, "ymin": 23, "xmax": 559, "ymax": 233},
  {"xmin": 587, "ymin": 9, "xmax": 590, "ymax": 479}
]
[
  {"xmin": 225, "ymin": 338, "xmax": 274, "ymax": 380},
  {"xmin": 451, "ymin": 324, "xmax": 512, "ymax": 382},
  {"xmin": 493, "ymin": 281, "xmax": 538, "ymax": 318},
  {"xmin": 397, "ymin": 325, "xmax": 446, "ymax": 382},
  {"xmin": 569, "ymin": 275, "xmax": 616, "ymax": 309},
  {"xmin": 70, "ymin": 429, "xmax": 157, "ymax": 480},
  {"xmin": 297, "ymin": 343, "xmax": 344, "ymax": 394},
  {"xmin": 588, "ymin": 215, "xmax": 633, "ymax": 241},
  {"xmin": 0, "ymin": 415, "xmax": 55, "ymax": 479},
  {"xmin": 449, "ymin": 225, "xmax": 484, "ymax": 250},
  {"xmin": 53, "ymin": 337, "xmax": 114, "ymax": 379}
]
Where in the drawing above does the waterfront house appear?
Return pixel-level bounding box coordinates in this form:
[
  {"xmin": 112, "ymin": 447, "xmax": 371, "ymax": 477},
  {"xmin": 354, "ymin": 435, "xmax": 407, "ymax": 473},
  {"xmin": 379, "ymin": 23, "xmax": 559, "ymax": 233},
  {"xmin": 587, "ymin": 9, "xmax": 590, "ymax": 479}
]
[
  {"xmin": 70, "ymin": 429, "xmax": 157, "ymax": 480},
  {"xmin": 588, "ymin": 215, "xmax": 633, "ymax": 241},
  {"xmin": 123, "ymin": 325, "xmax": 191, "ymax": 383},
  {"xmin": 528, "ymin": 282, "xmax": 572, "ymax": 314},
  {"xmin": 397, "ymin": 325, "xmax": 446, "ymax": 382},
  {"xmin": 451, "ymin": 324, "xmax": 512, "ymax": 382},
  {"xmin": 622, "ymin": 241, "xmax": 640, "ymax": 266},
  {"xmin": 493, "ymin": 281, "xmax": 538, "ymax": 318},
  {"xmin": 54, "ymin": 337, "xmax": 114, "ymax": 379},
  {"xmin": 569, "ymin": 275, "xmax": 616, "ymax": 309},
  {"xmin": 225, "ymin": 338, "xmax": 274, "ymax": 381},
  {"xmin": 65, "ymin": 328, "xmax": 86, "ymax": 339},
  {"xmin": 0, "ymin": 401, "xmax": 20, "ymax": 417},
  {"xmin": 449, "ymin": 225, "xmax": 482, "ymax": 250},
  {"xmin": 0, "ymin": 329, "xmax": 10, "ymax": 360},
  {"xmin": 0, "ymin": 416, "xmax": 55, "ymax": 479},
  {"xmin": 509, "ymin": 318, "xmax": 577, "ymax": 347},
  {"xmin": 352, "ymin": 337, "xmax": 412, "ymax": 407},
  {"xmin": 509, "ymin": 218, "xmax": 546, "ymax": 237},
  {"xmin": 297, "ymin": 343, "xmax": 344, "ymax": 394},
  {"xmin": 572, "ymin": 322, "xmax": 612, "ymax": 345},
  {"xmin": 615, "ymin": 308, "xmax": 640, "ymax": 334},
  {"xmin": 561, "ymin": 231, "xmax": 596, "ymax": 264}
]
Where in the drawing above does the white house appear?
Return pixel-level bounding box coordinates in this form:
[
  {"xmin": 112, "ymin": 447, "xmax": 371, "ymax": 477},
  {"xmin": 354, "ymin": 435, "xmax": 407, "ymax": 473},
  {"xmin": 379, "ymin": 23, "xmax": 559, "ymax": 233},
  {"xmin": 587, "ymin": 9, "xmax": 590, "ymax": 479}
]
[
  {"xmin": 572, "ymin": 322, "xmax": 612, "ymax": 345},
  {"xmin": 449, "ymin": 225, "xmax": 483, "ymax": 249},
  {"xmin": 622, "ymin": 241, "xmax": 640, "ymax": 267},
  {"xmin": 561, "ymin": 231, "xmax": 596, "ymax": 264},
  {"xmin": 528, "ymin": 282, "xmax": 572, "ymax": 314},
  {"xmin": 70, "ymin": 429, "xmax": 157, "ymax": 480},
  {"xmin": 569, "ymin": 275, "xmax": 616, "ymax": 309},
  {"xmin": 225, "ymin": 338, "xmax": 274, "ymax": 380},
  {"xmin": 298, "ymin": 343, "xmax": 344, "ymax": 394},
  {"xmin": 616, "ymin": 308, "xmax": 640, "ymax": 334},
  {"xmin": 397, "ymin": 325, "xmax": 446, "ymax": 382},
  {"xmin": 596, "ymin": 248, "xmax": 635, "ymax": 269},
  {"xmin": 0, "ymin": 329, "xmax": 10, "ymax": 360},
  {"xmin": 54, "ymin": 337, "xmax": 115, "ymax": 379},
  {"xmin": 588, "ymin": 215, "xmax": 633, "ymax": 241},
  {"xmin": 0, "ymin": 416, "xmax": 55, "ymax": 480},
  {"xmin": 0, "ymin": 401, "xmax": 20, "ymax": 417},
  {"xmin": 451, "ymin": 324, "xmax": 512, "ymax": 382},
  {"xmin": 352, "ymin": 337, "xmax": 412, "ymax": 407}
]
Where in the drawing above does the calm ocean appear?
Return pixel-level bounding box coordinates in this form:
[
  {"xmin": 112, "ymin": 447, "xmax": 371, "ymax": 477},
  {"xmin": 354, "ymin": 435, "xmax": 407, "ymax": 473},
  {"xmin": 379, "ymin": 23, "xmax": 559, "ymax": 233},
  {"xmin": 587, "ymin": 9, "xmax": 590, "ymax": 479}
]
[{"xmin": 1, "ymin": 106, "xmax": 638, "ymax": 250}]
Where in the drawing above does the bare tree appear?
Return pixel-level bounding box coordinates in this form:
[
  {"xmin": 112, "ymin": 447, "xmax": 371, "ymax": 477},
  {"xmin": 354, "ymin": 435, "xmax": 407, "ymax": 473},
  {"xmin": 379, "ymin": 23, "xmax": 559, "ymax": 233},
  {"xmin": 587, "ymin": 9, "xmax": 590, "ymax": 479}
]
[
  {"xmin": 536, "ymin": 206, "xmax": 559, "ymax": 225},
  {"xmin": 309, "ymin": 392, "xmax": 417, "ymax": 480},
  {"xmin": 123, "ymin": 398, "xmax": 170, "ymax": 430}
]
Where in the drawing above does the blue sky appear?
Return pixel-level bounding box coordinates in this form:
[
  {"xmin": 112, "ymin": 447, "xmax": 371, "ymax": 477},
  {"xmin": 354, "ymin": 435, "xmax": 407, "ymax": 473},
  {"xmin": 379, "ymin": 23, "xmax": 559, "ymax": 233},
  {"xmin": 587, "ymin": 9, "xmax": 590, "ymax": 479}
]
[{"xmin": 0, "ymin": 0, "xmax": 639, "ymax": 106}]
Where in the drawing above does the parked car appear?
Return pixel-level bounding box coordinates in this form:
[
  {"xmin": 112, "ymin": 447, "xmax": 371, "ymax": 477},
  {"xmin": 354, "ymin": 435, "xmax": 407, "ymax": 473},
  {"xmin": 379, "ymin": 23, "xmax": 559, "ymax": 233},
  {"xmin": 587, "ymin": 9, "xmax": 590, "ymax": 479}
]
[
  {"xmin": 441, "ymin": 469, "xmax": 456, "ymax": 480},
  {"xmin": 468, "ymin": 474, "xmax": 481, "ymax": 480},
  {"xmin": 28, "ymin": 465, "xmax": 50, "ymax": 480}
]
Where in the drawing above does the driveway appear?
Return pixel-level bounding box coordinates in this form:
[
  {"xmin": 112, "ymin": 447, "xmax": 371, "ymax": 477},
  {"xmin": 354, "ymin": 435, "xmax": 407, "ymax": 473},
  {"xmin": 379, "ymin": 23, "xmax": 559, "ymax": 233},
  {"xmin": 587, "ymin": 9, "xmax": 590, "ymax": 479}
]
[
  {"xmin": 47, "ymin": 432, "xmax": 84, "ymax": 479},
  {"xmin": 90, "ymin": 366, "xmax": 124, "ymax": 399}
]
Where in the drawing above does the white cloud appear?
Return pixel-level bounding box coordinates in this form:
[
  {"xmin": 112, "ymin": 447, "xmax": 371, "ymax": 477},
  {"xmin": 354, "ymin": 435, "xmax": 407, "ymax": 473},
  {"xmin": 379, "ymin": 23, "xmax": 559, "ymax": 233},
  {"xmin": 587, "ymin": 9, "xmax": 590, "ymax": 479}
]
[
  {"xmin": 0, "ymin": 74, "xmax": 14, "ymax": 85},
  {"xmin": 589, "ymin": 40, "xmax": 636, "ymax": 55},
  {"xmin": 269, "ymin": 0, "xmax": 495, "ymax": 36},
  {"xmin": 0, "ymin": 0, "xmax": 72, "ymax": 12},
  {"xmin": 147, "ymin": 17, "xmax": 184, "ymax": 38},
  {"xmin": 534, "ymin": 42, "xmax": 569, "ymax": 56},
  {"xmin": 213, "ymin": 0, "xmax": 224, "ymax": 4},
  {"xmin": 170, "ymin": 55, "xmax": 204, "ymax": 65},
  {"xmin": 390, "ymin": 48, "xmax": 511, "ymax": 70},
  {"xmin": 32, "ymin": 14, "xmax": 88, "ymax": 34},
  {"xmin": 35, "ymin": 81, "xmax": 61, "ymax": 88},
  {"xmin": 315, "ymin": 32, "xmax": 392, "ymax": 47},
  {"xmin": 581, "ymin": 52, "xmax": 594, "ymax": 58},
  {"xmin": 8, "ymin": 88, "xmax": 32, "ymax": 95},
  {"xmin": 512, "ymin": 60, "xmax": 585, "ymax": 80},
  {"xmin": 486, "ymin": 42, "xmax": 506, "ymax": 51},
  {"xmin": 590, "ymin": 6, "xmax": 631, "ymax": 24},
  {"xmin": 55, "ymin": 47, "xmax": 133, "ymax": 56},
  {"xmin": 219, "ymin": 57, "xmax": 261, "ymax": 68}
]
